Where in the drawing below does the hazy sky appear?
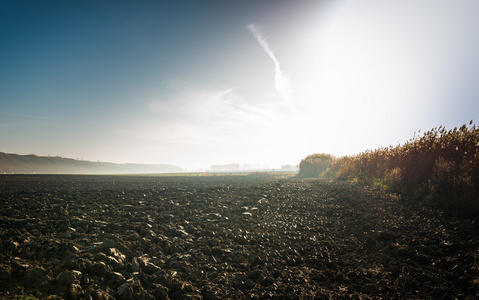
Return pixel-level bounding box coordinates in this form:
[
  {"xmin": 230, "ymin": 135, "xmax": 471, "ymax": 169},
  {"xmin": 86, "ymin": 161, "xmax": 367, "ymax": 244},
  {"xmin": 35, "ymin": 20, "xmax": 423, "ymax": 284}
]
[{"xmin": 1, "ymin": 0, "xmax": 479, "ymax": 170}]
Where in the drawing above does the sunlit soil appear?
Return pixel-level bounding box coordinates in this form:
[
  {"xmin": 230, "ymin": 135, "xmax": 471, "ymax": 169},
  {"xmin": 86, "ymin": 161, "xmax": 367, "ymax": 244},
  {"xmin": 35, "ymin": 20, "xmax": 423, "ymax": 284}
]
[{"xmin": 0, "ymin": 175, "xmax": 478, "ymax": 299}]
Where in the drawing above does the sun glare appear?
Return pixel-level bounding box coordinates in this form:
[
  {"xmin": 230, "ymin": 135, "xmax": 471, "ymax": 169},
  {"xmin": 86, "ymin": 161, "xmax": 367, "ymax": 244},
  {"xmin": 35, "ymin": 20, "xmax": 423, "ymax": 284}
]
[{"xmin": 284, "ymin": 2, "xmax": 439, "ymax": 157}]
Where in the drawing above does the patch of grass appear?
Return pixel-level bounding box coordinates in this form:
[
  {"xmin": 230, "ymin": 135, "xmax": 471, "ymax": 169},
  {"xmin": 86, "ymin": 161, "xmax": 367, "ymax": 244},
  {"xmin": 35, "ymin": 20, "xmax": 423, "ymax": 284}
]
[{"xmin": 17, "ymin": 296, "xmax": 37, "ymax": 300}]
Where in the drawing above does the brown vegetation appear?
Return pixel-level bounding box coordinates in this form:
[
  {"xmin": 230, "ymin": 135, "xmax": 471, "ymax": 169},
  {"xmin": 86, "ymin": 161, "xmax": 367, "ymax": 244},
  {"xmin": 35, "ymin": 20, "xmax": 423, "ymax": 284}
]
[{"xmin": 299, "ymin": 121, "xmax": 479, "ymax": 216}]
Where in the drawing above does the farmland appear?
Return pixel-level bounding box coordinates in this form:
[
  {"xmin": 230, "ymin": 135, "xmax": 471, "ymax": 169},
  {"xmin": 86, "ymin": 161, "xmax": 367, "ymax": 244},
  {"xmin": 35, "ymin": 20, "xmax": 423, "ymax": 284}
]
[{"xmin": 1, "ymin": 175, "xmax": 478, "ymax": 299}]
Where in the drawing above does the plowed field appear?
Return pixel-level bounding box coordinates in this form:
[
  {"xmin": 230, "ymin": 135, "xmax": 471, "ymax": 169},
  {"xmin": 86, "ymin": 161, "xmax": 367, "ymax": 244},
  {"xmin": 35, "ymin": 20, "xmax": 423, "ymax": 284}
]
[{"xmin": 1, "ymin": 175, "xmax": 478, "ymax": 299}]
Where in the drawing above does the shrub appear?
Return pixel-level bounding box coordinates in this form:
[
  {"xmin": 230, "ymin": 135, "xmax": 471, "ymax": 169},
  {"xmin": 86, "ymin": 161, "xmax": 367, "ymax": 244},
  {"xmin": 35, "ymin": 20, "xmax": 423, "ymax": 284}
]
[{"xmin": 298, "ymin": 153, "xmax": 334, "ymax": 178}]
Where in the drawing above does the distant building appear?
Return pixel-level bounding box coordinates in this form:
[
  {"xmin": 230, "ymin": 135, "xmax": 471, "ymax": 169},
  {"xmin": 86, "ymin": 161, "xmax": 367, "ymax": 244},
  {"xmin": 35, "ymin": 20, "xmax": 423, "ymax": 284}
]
[{"xmin": 281, "ymin": 165, "xmax": 299, "ymax": 171}]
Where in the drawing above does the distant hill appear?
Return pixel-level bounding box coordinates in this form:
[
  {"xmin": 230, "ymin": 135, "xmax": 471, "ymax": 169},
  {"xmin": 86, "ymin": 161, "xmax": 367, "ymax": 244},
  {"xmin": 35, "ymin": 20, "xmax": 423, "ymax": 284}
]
[{"xmin": 0, "ymin": 152, "xmax": 183, "ymax": 174}]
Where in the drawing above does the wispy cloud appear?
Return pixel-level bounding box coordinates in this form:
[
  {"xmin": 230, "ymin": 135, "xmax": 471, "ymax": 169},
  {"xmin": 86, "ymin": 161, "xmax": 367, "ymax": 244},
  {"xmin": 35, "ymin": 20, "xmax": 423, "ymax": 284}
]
[
  {"xmin": 138, "ymin": 87, "xmax": 283, "ymax": 145},
  {"xmin": 147, "ymin": 87, "xmax": 278, "ymax": 123},
  {"xmin": 247, "ymin": 23, "xmax": 297, "ymax": 115}
]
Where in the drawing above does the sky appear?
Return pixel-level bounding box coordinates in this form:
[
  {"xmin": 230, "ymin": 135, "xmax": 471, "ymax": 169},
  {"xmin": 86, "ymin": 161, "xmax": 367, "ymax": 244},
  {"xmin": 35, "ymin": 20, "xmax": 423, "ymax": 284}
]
[{"xmin": 1, "ymin": 0, "xmax": 479, "ymax": 170}]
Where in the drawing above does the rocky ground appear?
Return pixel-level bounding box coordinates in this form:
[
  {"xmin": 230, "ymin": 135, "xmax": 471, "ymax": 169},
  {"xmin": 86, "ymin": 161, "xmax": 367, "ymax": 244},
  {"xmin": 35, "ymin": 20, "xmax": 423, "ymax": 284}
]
[{"xmin": 0, "ymin": 174, "xmax": 478, "ymax": 299}]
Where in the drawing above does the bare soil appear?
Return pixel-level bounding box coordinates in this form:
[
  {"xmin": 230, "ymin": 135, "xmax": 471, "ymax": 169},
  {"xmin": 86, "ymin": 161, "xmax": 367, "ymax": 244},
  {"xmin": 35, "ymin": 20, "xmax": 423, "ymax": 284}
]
[{"xmin": 0, "ymin": 175, "xmax": 478, "ymax": 299}]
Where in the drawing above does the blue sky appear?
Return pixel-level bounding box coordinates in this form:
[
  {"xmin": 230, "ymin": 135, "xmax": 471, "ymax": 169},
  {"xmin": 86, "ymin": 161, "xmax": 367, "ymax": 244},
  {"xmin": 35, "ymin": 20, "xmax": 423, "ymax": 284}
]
[{"xmin": 1, "ymin": 0, "xmax": 479, "ymax": 170}]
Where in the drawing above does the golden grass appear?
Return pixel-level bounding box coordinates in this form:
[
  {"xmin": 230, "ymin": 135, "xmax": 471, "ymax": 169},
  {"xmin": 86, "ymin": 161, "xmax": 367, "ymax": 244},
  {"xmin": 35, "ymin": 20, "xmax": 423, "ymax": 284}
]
[{"xmin": 299, "ymin": 121, "xmax": 479, "ymax": 217}]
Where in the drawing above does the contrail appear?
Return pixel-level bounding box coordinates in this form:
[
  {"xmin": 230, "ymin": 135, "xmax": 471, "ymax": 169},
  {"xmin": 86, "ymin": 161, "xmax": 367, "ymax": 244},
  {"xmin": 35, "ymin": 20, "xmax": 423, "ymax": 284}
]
[
  {"xmin": 247, "ymin": 23, "xmax": 297, "ymax": 115},
  {"xmin": 247, "ymin": 23, "xmax": 280, "ymax": 67}
]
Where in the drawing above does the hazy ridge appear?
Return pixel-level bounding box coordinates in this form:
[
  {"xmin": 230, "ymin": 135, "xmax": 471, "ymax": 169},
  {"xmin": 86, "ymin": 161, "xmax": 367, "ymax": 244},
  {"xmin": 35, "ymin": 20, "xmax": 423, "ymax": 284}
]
[{"xmin": 0, "ymin": 152, "xmax": 183, "ymax": 174}]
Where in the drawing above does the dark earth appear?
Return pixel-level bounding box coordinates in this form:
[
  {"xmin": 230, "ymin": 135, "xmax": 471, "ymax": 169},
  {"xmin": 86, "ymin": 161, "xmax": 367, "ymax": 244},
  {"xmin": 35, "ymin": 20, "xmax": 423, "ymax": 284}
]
[{"xmin": 1, "ymin": 174, "xmax": 478, "ymax": 299}]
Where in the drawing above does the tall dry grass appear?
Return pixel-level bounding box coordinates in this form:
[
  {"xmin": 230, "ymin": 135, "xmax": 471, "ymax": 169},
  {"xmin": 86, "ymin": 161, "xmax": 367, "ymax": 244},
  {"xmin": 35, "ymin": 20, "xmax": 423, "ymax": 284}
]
[{"xmin": 299, "ymin": 121, "xmax": 479, "ymax": 216}]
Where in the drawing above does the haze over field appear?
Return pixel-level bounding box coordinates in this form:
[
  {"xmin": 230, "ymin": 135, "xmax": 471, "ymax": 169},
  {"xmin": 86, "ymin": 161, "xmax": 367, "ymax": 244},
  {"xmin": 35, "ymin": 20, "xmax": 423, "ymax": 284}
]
[
  {"xmin": 0, "ymin": 152, "xmax": 183, "ymax": 174},
  {"xmin": 1, "ymin": 1, "xmax": 479, "ymax": 170}
]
